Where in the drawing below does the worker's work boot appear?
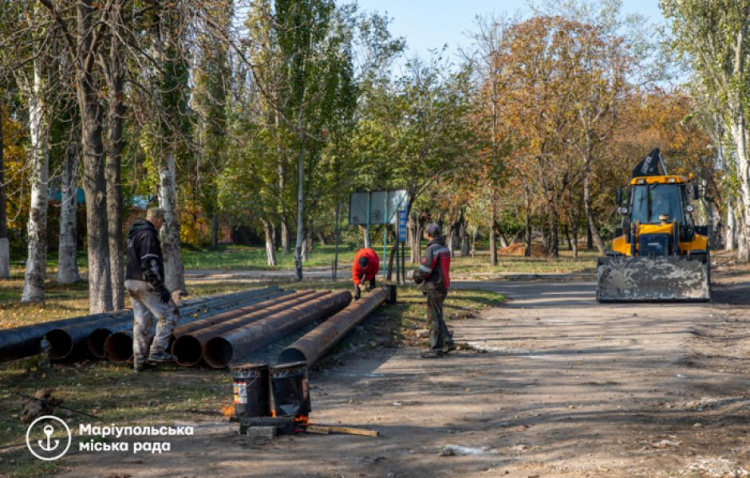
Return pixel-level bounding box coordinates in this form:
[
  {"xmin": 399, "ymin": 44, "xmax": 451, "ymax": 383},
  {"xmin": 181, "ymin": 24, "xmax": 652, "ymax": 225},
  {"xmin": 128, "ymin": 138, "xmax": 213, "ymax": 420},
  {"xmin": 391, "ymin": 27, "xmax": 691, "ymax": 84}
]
[
  {"xmin": 147, "ymin": 352, "xmax": 176, "ymax": 364},
  {"xmin": 443, "ymin": 343, "xmax": 457, "ymax": 355},
  {"xmin": 420, "ymin": 350, "xmax": 444, "ymax": 359}
]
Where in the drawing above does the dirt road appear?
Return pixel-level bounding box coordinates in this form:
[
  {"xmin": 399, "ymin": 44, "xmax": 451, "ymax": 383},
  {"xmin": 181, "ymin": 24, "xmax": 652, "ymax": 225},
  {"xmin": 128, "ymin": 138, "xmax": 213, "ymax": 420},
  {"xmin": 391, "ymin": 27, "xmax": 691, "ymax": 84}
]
[{"xmin": 60, "ymin": 279, "xmax": 750, "ymax": 477}]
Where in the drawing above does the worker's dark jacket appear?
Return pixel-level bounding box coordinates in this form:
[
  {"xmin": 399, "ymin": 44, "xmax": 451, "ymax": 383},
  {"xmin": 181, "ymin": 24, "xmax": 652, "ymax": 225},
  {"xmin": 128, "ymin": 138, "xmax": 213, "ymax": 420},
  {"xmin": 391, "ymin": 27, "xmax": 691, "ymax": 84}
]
[
  {"xmin": 413, "ymin": 236, "xmax": 451, "ymax": 292},
  {"xmin": 126, "ymin": 220, "xmax": 166, "ymax": 289}
]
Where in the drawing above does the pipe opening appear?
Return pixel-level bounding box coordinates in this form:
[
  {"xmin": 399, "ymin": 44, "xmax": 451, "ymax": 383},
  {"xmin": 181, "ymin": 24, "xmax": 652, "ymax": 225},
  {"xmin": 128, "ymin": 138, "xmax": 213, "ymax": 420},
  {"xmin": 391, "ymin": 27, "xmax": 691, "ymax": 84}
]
[
  {"xmin": 88, "ymin": 328, "xmax": 112, "ymax": 359},
  {"xmin": 204, "ymin": 337, "xmax": 233, "ymax": 369},
  {"xmin": 46, "ymin": 329, "xmax": 73, "ymax": 361},
  {"xmin": 277, "ymin": 348, "xmax": 306, "ymax": 365},
  {"xmin": 105, "ymin": 332, "xmax": 134, "ymax": 363},
  {"xmin": 172, "ymin": 335, "xmax": 203, "ymax": 367}
]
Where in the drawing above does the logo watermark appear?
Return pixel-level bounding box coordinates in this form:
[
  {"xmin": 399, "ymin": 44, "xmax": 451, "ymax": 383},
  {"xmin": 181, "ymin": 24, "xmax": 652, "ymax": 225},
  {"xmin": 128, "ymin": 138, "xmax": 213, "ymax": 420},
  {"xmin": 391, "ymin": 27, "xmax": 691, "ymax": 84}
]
[
  {"xmin": 26, "ymin": 416, "xmax": 193, "ymax": 461},
  {"xmin": 26, "ymin": 415, "xmax": 72, "ymax": 461}
]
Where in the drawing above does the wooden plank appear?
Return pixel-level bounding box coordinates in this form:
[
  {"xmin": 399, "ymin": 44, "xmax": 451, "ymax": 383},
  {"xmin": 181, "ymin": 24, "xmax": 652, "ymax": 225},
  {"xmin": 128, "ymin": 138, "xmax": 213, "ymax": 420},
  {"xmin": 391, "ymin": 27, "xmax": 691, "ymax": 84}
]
[
  {"xmin": 305, "ymin": 425, "xmax": 330, "ymax": 435},
  {"xmin": 326, "ymin": 425, "xmax": 379, "ymax": 437}
]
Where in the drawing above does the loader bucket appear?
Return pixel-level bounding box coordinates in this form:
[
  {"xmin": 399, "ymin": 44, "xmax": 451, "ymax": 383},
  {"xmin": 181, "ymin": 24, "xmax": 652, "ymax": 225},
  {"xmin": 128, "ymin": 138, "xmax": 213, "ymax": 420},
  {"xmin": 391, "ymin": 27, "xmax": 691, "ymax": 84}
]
[{"xmin": 597, "ymin": 255, "xmax": 710, "ymax": 302}]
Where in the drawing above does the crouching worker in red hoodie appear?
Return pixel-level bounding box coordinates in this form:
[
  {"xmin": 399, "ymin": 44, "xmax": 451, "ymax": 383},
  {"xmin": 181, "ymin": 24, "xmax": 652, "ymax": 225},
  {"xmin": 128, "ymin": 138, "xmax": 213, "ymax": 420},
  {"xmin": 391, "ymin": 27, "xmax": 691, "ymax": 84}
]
[{"xmin": 352, "ymin": 248, "xmax": 379, "ymax": 300}]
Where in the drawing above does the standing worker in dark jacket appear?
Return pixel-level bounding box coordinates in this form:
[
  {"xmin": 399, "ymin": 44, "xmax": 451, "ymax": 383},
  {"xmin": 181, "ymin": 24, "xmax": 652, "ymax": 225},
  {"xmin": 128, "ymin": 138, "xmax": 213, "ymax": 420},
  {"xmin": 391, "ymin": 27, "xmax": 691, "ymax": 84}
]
[
  {"xmin": 352, "ymin": 247, "xmax": 380, "ymax": 300},
  {"xmin": 413, "ymin": 223, "xmax": 455, "ymax": 358},
  {"xmin": 125, "ymin": 208, "xmax": 179, "ymax": 371}
]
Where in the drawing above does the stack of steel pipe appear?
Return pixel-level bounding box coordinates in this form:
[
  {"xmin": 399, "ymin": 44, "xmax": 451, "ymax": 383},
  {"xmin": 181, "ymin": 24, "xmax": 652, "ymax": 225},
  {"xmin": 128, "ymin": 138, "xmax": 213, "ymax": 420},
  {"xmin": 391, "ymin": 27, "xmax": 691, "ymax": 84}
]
[
  {"xmin": 204, "ymin": 290, "xmax": 352, "ymax": 369},
  {"xmin": 0, "ymin": 287, "xmax": 280, "ymax": 364},
  {"xmin": 170, "ymin": 291, "xmax": 327, "ymax": 367},
  {"xmin": 277, "ymin": 287, "xmax": 388, "ymax": 367},
  {"xmin": 102, "ymin": 288, "xmax": 297, "ymax": 363},
  {"xmin": 86, "ymin": 287, "xmax": 289, "ymax": 360}
]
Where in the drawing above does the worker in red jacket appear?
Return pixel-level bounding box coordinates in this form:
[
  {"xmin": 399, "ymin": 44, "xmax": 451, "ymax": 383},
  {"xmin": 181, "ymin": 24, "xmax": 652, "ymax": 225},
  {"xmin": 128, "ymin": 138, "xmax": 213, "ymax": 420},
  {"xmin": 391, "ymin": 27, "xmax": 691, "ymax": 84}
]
[{"xmin": 352, "ymin": 248, "xmax": 379, "ymax": 300}]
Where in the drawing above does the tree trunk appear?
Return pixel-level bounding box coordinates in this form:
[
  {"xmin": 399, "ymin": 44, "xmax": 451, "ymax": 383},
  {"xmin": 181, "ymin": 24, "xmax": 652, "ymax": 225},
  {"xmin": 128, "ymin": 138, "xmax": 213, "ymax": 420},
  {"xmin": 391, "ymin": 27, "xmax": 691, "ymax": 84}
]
[
  {"xmin": 317, "ymin": 232, "xmax": 327, "ymax": 246},
  {"xmin": 21, "ymin": 56, "xmax": 50, "ymax": 304},
  {"xmin": 563, "ymin": 224, "xmax": 571, "ymax": 250},
  {"xmin": 0, "ymin": 100, "xmax": 9, "ymax": 279},
  {"xmin": 498, "ymin": 231, "xmax": 509, "ymax": 249},
  {"xmin": 294, "ymin": 110, "xmax": 305, "ymax": 281},
  {"xmin": 262, "ymin": 219, "xmax": 277, "ymax": 266},
  {"xmin": 583, "ymin": 164, "xmax": 605, "ymax": 254},
  {"xmin": 76, "ymin": 0, "xmax": 112, "ymax": 313},
  {"xmin": 104, "ymin": 39, "xmax": 125, "ymax": 309},
  {"xmin": 550, "ymin": 212, "xmax": 560, "ymax": 258},
  {"xmin": 460, "ymin": 219, "xmax": 469, "ymax": 257},
  {"xmin": 211, "ymin": 214, "xmax": 219, "ymax": 250},
  {"xmin": 525, "ymin": 186, "xmax": 532, "ymax": 257},
  {"xmin": 489, "ymin": 203, "xmax": 498, "ymax": 266},
  {"xmin": 726, "ymin": 201, "xmax": 738, "ymax": 251},
  {"xmin": 333, "ymin": 200, "xmax": 340, "ymax": 281},
  {"xmin": 56, "ymin": 138, "xmax": 81, "ymax": 284},
  {"xmin": 731, "ymin": 115, "xmax": 750, "ymax": 261},
  {"xmin": 408, "ymin": 213, "xmax": 422, "ymax": 263},
  {"xmin": 159, "ymin": 153, "xmax": 187, "ymax": 295},
  {"xmin": 280, "ymin": 218, "xmax": 290, "ymax": 254}
]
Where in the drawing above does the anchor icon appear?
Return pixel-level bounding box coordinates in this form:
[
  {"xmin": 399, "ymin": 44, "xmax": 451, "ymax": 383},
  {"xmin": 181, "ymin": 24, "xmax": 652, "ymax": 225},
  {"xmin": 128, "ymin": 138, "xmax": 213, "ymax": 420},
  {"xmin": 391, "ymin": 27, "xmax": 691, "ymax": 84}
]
[{"xmin": 38, "ymin": 424, "xmax": 59, "ymax": 452}]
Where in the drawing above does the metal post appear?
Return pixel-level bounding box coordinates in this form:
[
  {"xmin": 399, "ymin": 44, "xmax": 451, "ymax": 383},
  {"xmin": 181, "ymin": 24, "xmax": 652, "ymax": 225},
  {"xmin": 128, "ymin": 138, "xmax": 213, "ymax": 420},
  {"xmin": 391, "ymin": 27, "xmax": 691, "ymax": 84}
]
[
  {"xmin": 383, "ymin": 194, "xmax": 388, "ymax": 278},
  {"xmin": 401, "ymin": 240, "xmax": 406, "ymax": 284},
  {"xmin": 365, "ymin": 193, "xmax": 371, "ymax": 248}
]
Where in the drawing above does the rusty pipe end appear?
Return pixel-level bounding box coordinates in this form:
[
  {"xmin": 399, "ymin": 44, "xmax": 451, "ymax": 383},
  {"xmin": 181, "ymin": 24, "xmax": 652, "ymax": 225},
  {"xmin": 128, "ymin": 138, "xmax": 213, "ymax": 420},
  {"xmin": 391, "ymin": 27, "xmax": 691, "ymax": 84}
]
[
  {"xmin": 105, "ymin": 332, "xmax": 134, "ymax": 363},
  {"xmin": 172, "ymin": 335, "xmax": 203, "ymax": 367},
  {"xmin": 277, "ymin": 347, "xmax": 307, "ymax": 366},
  {"xmin": 88, "ymin": 328, "xmax": 113, "ymax": 359},
  {"xmin": 46, "ymin": 329, "xmax": 74, "ymax": 361},
  {"xmin": 203, "ymin": 336, "xmax": 233, "ymax": 369}
]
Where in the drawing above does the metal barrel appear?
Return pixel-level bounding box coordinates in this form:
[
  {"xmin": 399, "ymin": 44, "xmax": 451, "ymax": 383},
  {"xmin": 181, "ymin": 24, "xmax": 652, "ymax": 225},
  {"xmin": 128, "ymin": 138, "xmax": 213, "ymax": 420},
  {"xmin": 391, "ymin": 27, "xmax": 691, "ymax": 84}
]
[
  {"xmin": 269, "ymin": 361, "xmax": 310, "ymax": 417},
  {"xmin": 277, "ymin": 288, "xmax": 388, "ymax": 367},
  {"xmin": 232, "ymin": 363, "xmax": 270, "ymax": 419},
  {"xmin": 597, "ymin": 255, "xmax": 711, "ymax": 302},
  {"xmin": 203, "ymin": 290, "xmax": 352, "ymax": 369},
  {"xmin": 0, "ymin": 286, "xmax": 280, "ymax": 364},
  {"xmin": 170, "ymin": 291, "xmax": 326, "ymax": 367},
  {"xmin": 87, "ymin": 288, "xmax": 289, "ymax": 359}
]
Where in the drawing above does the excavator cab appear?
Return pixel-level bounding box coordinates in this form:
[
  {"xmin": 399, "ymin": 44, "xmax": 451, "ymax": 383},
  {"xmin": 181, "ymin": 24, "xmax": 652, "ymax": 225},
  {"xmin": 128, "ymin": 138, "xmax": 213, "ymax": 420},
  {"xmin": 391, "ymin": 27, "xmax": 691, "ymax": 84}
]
[{"xmin": 597, "ymin": 149, "xmax": 711, "ymax": 302}]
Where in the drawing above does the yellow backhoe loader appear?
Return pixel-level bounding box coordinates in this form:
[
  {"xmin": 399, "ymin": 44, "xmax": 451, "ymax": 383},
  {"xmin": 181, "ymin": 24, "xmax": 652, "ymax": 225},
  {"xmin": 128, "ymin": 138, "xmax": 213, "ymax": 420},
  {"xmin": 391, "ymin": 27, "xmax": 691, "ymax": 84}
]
[{"xmin": 597, "ymin": 148, "xmax": 711, "ymax": 302}]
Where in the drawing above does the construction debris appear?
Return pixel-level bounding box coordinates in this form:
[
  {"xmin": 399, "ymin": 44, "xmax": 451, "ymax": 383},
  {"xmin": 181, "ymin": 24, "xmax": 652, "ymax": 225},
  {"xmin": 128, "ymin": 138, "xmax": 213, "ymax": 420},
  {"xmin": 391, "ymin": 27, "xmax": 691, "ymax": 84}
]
[
  {"xmin": 306, "ymin": 425, "xmax": 379, "ymax": 437},
  {"xmin": 20, "ymin": 389, "xmax": 62, "ymax": 424}
]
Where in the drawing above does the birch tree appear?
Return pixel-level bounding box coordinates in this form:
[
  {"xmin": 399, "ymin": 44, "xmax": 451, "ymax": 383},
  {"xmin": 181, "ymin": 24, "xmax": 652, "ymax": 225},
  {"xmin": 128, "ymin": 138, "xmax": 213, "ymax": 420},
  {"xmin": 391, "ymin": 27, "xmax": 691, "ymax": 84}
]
[
  {"xmin": 662, "ymin": 0, "xmax": 750, "ymax": 260},
  {"xmin": 20, "ymin": 4, "xmax": 52, "ymax": 303}
]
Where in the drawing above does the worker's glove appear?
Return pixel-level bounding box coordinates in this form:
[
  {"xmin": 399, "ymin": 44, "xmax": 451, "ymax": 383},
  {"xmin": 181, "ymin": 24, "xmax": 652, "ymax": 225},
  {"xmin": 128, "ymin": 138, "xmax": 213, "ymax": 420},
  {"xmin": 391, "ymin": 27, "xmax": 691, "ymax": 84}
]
[
  {"xmin": 354, "ymin": 285, "xmax": 361, "ymax": 301},
  {"xmin": 364, "ymin": 282, "xmax": 373, "ymax": 293},
  {"xmin": 158, "ymin": 285, "xmax": 172, "ymax": 304}
]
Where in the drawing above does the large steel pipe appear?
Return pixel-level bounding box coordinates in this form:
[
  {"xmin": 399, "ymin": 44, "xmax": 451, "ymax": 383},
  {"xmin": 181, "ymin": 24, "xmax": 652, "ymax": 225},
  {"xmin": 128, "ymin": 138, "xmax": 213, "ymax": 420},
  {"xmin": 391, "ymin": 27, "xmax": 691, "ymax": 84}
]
[
  {"xmin": 277, "ymin": 288, "xmax": 388, "ymax": 367},
  {"xmin": 0, "ymin": 287, "xmax": 278, "ymax": 363},
  {"xmin": 172, "ymin": 291, "xmax": 315, "ymax": 339},
  {"xmin": 105, "ymin": 290, "xmax": 309, "ymax": 364},
  {"xmin": 203, "ymin": 290, "xmax": 352, "ymax": 369},
  {"xmin": 171, "ymin": 291, "xmax": 328, "ymax": 367},
  {"xmin": 87, "ymin": 288, "xmax": 289, "ymax": 359}
]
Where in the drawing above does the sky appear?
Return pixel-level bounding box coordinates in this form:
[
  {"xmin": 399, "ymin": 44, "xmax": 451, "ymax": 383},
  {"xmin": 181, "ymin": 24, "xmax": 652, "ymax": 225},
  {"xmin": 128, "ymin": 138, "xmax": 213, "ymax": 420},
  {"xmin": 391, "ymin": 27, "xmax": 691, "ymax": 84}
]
[{"xmin": 353, "ymin": 0, "xmax": 666, "ymax": 61}]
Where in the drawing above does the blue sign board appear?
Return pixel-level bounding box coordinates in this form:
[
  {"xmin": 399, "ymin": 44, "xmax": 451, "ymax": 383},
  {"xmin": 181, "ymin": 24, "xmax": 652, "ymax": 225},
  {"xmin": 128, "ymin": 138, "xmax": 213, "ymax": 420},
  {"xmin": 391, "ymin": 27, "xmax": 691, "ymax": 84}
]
[{"xmin": 398, "ymin": 210, "xmax": 408, "ymax": 242}]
